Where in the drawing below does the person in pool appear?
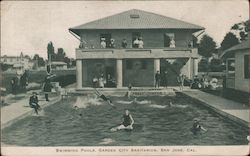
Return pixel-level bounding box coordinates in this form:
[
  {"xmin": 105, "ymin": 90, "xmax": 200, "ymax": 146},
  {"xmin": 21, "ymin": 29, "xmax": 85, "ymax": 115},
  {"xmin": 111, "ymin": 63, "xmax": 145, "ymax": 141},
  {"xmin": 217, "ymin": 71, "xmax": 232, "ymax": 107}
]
[
  {"xmin": 94, "ymin": 89, "xmax": 114, "ymax": 106},
  {"xmin": 190, "ymin": 118, "xmax": 207, "ymax": 135},
  {"xmin": 168, "ymin": 101, "xmax": 188, "ymax": 108},
  {"xmin": 111, "ymin": 110, "xmax": 134, "ymax": 131}
]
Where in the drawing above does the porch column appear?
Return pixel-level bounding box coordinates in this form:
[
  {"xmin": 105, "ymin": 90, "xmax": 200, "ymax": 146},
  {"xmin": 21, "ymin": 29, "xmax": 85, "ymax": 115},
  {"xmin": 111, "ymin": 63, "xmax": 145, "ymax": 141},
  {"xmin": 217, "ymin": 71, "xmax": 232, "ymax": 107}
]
[
  {"xmin": 193, "ymin": 59, "xmax": 198, "ymax": 76},
  {"xmin": 187, "ymin": 57, "xmax": 191, "ymax": 79},
  {"xmin": 154, "ymin": 58, "xmax": 160, "ymax": 73},
  {"xmin": 154, "ymin": 58, "xmax": 160, "ymax": 85},
  {"xmin": 116, "ymin": 59, "xmax": 123, "ymax": 88},
  {"xmin": 76, "ymin": 59, "xmax": 82, "ymax": 89}
]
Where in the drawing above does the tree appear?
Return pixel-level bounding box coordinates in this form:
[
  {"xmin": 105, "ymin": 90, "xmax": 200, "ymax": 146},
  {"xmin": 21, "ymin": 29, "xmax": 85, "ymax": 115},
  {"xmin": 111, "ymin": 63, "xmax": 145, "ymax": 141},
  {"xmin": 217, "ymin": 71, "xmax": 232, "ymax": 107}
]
[
  {"xmin": 220, "ymin": 32, "xmax": 239, "ymax": 51},
  {"xmin": 0, "ymin": 63, "xmax": 12, "ymax": 71},
  {"xmin": 198, "ymin": 59, "xmax": 209, "ymax": 72},
  {"xmin": 209, "ymin": 58, "xmax": 223, "ymax": 72},
  {"xmin": 231, "ymin": 20, "xmax": 249, "ymax": 41},
  {"xmin": 198, "ymin": 35, "xmax": 217, "ymax": 58},
  {"xmin": 47, "ymin": 41, "xmax": 55, "ymax": 61},
  {"xmin": 24, "ymin": 55, "xmax": 31, "ymax": 60},
  {"xmin": 63, "ymin": 57, "xmax": 71, "ymax": 67},
  {"xmin": 33, "ymin": 54, "xmax": 45, "ymax": 67},
  {"xmin": 55, "ymin": 48, "xmax": 66, "ymax": 61}
]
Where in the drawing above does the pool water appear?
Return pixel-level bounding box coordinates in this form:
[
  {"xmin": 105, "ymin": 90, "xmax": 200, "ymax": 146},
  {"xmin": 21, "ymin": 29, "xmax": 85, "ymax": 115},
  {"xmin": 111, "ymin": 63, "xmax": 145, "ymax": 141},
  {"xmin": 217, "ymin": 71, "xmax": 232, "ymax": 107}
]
[{"xmin": 2, "ymin": 94, "xmax": 249, "ymax": 146}]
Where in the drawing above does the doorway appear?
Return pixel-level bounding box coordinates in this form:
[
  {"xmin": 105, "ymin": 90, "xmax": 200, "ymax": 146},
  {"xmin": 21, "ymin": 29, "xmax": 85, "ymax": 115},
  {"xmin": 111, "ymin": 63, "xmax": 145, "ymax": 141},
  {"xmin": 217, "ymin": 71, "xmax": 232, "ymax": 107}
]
[{"xmin": 105, "ymin": 66, "xmax": 116, "ymax": 87}]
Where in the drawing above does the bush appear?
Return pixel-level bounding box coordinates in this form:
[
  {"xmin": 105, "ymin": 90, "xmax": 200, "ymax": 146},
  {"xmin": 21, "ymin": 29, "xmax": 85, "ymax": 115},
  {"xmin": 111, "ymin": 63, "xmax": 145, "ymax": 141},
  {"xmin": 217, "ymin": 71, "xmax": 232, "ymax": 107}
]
[
  {"xmin": 51, "ymin": 75, "xmax": 76, "ymax": 87},
  {"xmin": 210, "ymin": 59, "xmax": 223, "ymax": 72}
]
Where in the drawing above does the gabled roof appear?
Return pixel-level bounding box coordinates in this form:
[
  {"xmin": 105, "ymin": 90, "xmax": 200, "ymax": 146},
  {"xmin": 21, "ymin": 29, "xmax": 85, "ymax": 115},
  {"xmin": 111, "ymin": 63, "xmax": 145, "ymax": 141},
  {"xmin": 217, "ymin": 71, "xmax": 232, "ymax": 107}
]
[
  {"xmin": 220, "ymin": 39, "xmax": 250, "ymax": 58},
  {"xmin": 69, "ymin": 9, "xmax": 204, "ymax": 34}
]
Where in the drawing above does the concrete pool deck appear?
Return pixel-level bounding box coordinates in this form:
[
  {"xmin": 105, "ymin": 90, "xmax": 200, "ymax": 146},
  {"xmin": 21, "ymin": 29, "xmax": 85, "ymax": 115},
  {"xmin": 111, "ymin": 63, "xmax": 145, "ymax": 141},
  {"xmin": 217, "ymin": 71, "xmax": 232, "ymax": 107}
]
[
  {"xmin": 174, "ymin": 88, "xmax": 250, "ymax": 127},
  {"xmin": 1, "ymin": 93, "xmax": 61, "ymax": 130}
]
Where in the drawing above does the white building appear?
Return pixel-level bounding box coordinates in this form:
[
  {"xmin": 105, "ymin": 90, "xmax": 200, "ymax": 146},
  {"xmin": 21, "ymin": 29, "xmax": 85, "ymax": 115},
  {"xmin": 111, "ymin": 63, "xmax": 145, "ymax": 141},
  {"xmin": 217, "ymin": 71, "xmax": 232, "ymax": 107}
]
[
  {"xmin": 221, "ymin": 39, "xmax": 250, "ymax": 93},
  {"xmin": 51, "ymin": 61, "xmax": 67, "ymax": 70},
  {"xmin": 0, "ymin": 53, "xmax": 34, "ymax": 70}
]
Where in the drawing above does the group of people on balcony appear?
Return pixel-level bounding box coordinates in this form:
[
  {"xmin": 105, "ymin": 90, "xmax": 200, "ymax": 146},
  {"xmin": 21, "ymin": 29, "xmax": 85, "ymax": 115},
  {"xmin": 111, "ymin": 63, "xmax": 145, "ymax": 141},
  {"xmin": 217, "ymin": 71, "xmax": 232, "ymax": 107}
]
[
  {"xmin": 79, "ymin": 35, "xmax": 182, "ymax": 49},
  {"xmin": 100, "ymin": 38, "xmax": 116, "ymax": 48},
  {"xmin": 79, "ymin": 36, "xmax": 146, "ymax": 49},
  {"xmin": 99, "ymin": 36, "xmax": 144, "ymax": 49}
]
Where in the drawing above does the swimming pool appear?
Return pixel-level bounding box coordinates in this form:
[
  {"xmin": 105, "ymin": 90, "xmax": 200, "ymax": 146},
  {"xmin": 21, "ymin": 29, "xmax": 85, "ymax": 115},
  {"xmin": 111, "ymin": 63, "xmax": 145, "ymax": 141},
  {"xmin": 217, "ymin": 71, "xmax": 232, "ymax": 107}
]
[{"xmin": 1, "ymin": 93, "xmax": 248, "ymax": 146}]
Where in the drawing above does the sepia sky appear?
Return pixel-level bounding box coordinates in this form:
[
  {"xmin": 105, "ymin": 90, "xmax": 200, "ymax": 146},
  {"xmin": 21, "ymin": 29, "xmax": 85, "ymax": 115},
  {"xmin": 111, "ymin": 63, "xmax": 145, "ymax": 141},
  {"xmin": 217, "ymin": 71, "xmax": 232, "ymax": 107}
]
[{"xmin": 1, "ymin": 0, "xmax": 249, "ymax": 58}]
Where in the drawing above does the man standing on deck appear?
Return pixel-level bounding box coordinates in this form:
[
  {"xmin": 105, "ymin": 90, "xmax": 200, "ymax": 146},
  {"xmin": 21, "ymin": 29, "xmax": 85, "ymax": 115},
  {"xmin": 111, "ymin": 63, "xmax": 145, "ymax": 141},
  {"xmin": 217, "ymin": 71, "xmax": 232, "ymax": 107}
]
[{"xmin": 155, "ymin": 71, "xmax": 161, "ymax": 88}]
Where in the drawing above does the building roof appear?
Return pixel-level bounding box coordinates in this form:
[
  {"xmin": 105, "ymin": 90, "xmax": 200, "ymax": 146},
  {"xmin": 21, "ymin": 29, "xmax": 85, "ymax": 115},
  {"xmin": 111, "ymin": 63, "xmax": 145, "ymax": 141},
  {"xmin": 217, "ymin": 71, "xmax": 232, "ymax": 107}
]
[
  {"xmin": 51, "ymin": 61, "xmax": 67, "ymax": 65},
  {"xmin": 69, "ymin": 9, "xmax": 204, "ymax": 35},
  {"xmin": 220, "ymin": 39, "xmax": 250, "ymax": 58},
  {"xmin": 13, "ymin": 63, "xmax": 24, "ymax": 68}
]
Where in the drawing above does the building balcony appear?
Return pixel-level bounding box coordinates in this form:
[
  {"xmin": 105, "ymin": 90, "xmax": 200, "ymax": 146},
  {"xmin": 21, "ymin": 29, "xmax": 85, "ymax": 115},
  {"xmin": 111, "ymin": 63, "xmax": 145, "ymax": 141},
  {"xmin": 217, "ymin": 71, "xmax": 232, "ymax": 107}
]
[{"xmin": 76, "ymin": 47, "xmax": 198, "ymax": 59}]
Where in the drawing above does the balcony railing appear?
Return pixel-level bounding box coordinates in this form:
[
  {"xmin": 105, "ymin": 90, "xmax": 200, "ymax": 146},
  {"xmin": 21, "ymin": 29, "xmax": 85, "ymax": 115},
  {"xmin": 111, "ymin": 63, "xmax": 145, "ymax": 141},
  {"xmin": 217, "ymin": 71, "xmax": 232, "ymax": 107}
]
[{"xmin": 76, "ymin": 47, "xmax": 198, "ymax": 59}]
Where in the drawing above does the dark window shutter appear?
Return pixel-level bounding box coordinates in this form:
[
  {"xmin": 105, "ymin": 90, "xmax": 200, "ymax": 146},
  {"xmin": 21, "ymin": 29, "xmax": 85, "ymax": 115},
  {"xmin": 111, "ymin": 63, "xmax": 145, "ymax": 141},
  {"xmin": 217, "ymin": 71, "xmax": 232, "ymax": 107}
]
[
  {"xmin": 244, "ymin": 55, "xmax": 250, "ymax": 78},
  {"xmin": 126, "ymin": 60, "xmax": 133, "ymax": 70}
]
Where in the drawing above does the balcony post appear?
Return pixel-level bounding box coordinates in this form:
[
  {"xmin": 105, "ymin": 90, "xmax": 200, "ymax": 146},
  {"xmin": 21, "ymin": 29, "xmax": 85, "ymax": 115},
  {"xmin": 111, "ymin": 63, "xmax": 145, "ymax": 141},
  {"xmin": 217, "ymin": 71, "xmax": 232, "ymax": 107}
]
[
  {"xmin": 116, "ymin": 59, "xmax": 123, "ymax": 88},
  {"xmin": 76, "ymin": 59, "xmax": 82, "ymax": 89},
  {"xmin": 194, "ymin": 58, "xmax": 198, "ymax": 76}
]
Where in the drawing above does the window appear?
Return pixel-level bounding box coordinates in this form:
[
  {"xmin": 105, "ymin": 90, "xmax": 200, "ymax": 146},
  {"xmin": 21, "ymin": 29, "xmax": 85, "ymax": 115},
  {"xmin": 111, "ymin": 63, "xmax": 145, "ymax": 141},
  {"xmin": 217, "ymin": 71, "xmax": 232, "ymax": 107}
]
[
  {"xmin": 130, "ymin": 14, "xmax": 140, "ymax": 19},
  {"xmin": 126, "ymin": 60, "xmax": 133, "ymax": 70},
  {"xmin": 226, "ymin": 59, "xmax": 235, "ymax": 78},
  {"xmin": 244, "ymin": 55, "xmax": 250, "ymax": 79}
]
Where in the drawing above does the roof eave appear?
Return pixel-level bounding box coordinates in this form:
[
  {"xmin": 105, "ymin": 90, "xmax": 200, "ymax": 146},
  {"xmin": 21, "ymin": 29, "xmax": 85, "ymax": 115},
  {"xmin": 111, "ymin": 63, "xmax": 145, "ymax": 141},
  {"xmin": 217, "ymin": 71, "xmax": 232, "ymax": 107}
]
[
  {"xmin": 220, "ymin": 47, "xmax": 250, "ymax": 58},
  {"xmin": 70, "ymin": 27, "xmax": 204, "ymax": 31}
]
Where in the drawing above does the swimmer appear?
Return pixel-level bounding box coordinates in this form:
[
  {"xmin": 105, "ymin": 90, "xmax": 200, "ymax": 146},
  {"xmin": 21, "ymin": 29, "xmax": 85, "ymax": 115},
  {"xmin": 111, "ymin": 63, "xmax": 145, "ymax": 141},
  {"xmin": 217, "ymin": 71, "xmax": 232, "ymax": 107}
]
[
  {"xmin": 133, "ymin": 98, "xmax": 151, "ymax": 104},
  {"xmin": 168, "ymin": 101, "xmax": 188, "ymax": 108},
  {"xmin": 117, "ymin": 100, "xmax": 133, "ymax": 105},
  {"xmin": 94, "ymin": 89, "xmax": 114, "ymax": 106},
  {"xmin": 111, "ymin": 109, "xmax": 134, "ymax": 132},
  {"xmin": 190, "ymin": 118, "xmax": 207, "ymax": 135},
  {"xmin": 74, "ymin": 105, "xmax": 79, "ymax": 110},
  {"xmin": 117, "ymin": 98, "xmax": 151, "ymax": 105}
]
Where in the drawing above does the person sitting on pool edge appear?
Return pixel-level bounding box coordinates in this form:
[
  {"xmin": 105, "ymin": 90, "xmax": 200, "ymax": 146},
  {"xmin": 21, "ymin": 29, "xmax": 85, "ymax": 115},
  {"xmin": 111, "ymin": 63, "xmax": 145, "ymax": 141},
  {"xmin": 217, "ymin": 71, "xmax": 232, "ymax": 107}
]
[
  {"xmin": 190, "ymin": 118, "xmax": 207, "ymax": 135},
  {"xmin": 29, "ymin": 92, "xmax": 41, "ymax": 115},
  {"xmin": 111, "ymin": 109, "xmax": 134, "ymax": 131}
]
